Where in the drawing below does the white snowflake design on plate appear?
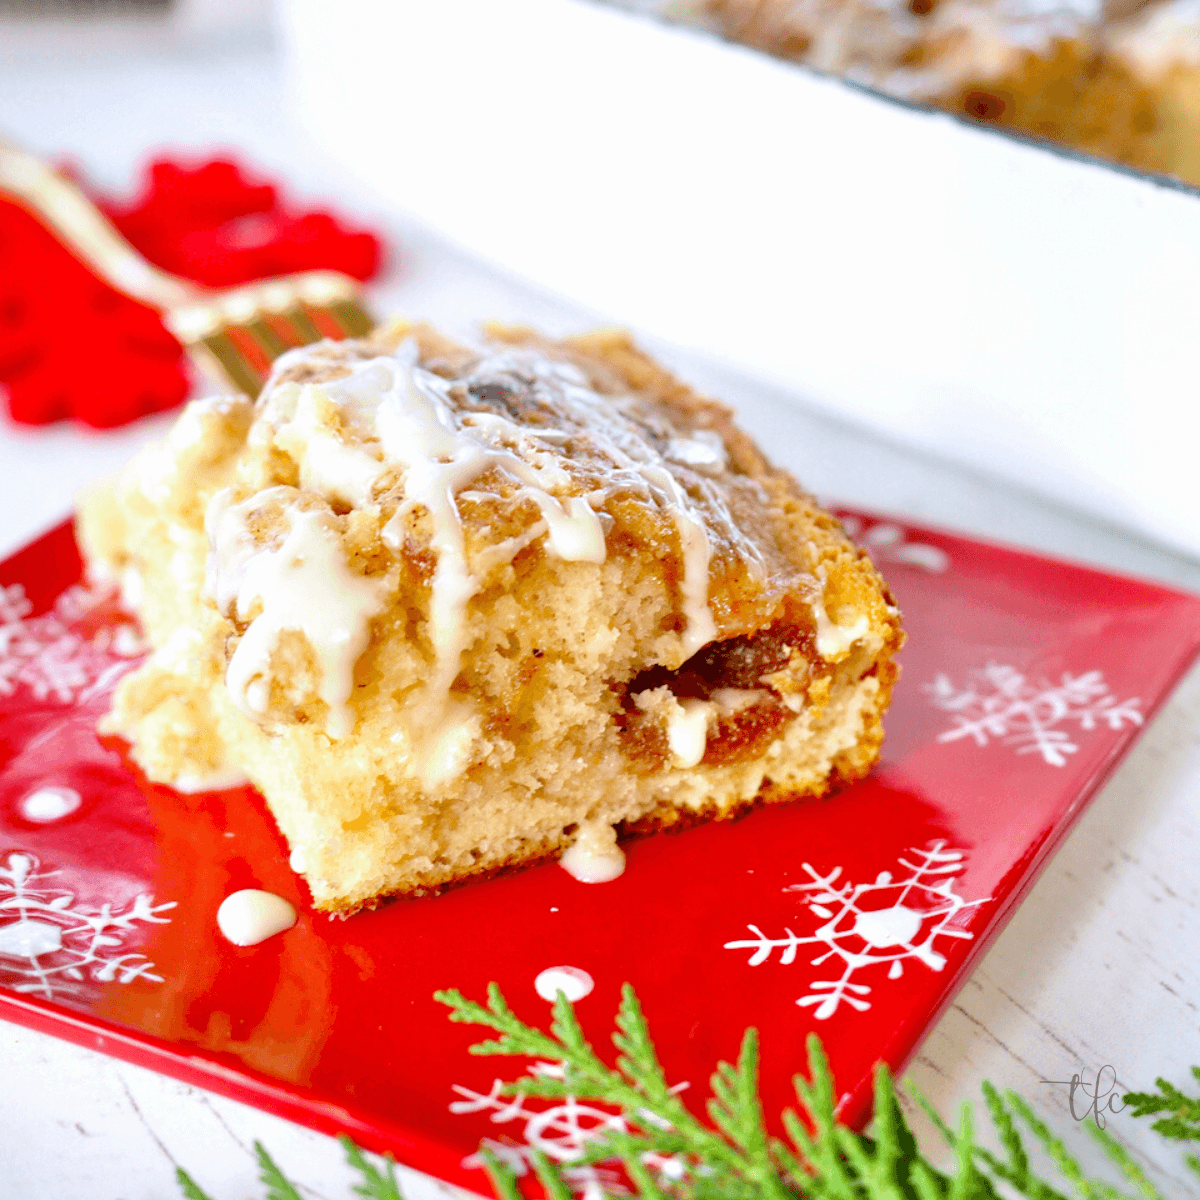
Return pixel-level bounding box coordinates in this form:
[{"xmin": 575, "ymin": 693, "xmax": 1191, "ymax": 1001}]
[
  {"xmin": 724, "ymin": 842, "xmax": 989, "ymax": 1019},
  {"xmin": 835, "ymin": 515, "xmax": 950, "ymax": 573},
  {"xmin": 451, "ymin": 1061, "xmax": 688, "ymax": 1198},
  {"xmin": 451, "ymin": 1065, "xmax": 629, "ymax": 1199},
  {"xmin": 0, "ymin": 581, "xmax": 144, "ymax": 706},
  {"xmin": 0, "ymin": 850, "xmax": 175, "ymax": 1000},
  {"xmin": 925, "ymin": 663, "xmax": 1143, "ymax": 767}
]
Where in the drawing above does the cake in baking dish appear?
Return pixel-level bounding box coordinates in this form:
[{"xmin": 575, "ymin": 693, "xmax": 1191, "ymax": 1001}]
[
  {"xmin": 700, "ymin": 0, "xmax": 1200, "ymax": 187},
  {"xmin": 1105, "ymin": 0, "xmax": 1200, "ymax": 184},
  {"xmin": 77, "ymin": 322, "xmax": 903, "ymax": 912}
]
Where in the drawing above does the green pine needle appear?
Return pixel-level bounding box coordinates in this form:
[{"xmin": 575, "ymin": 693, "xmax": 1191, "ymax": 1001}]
[
  {"xmin": 622, "ymin": 1149, "xmax": 673, "ymax": 1200},
  {"xmin": 440, "ymin": 982, "xmax": 1200, "ymax": 1200},
  {"xmin": 870, "ymin": 1063, "xmax": 905, "ymax": 1197},
  {"xmin": 339, "ymin": 1134, "xmax": 406, "ymax": 1200},
  {"xmin": 613, "ymin": 984, "xmax": 673, "ymax": 1105},
  {"xmin": 1123, "ymin": 1074, "xmax": 1200, "ymax": 1145},
  {"xmin": 1082, "ymin": 1120, "xmax": 1166, "ymax": 1200},
  {"xmin": 705, "ymin": 1029, "xmax": 790, "ymax": 1197},
  {"xmin": 1007, "ymin": 1092, "xmax": 1110, "ymax": 1200},
  {"xmin": 527, "ymin": 1148, "xmax": 576, "ymax": 1200},
  {"xmin": 908, "ymin": 1078, "xmax": 958, "ymax": 1151},
  {"xmin": 945, "ymin": 1103, "xmax": 980, "ymax": 1200},
  {"xmin": 175, "ymin": 1167, "xmax": 216, "ymax": 1200},
  {"xmin": 783, "ymin": 1033, "xmax": 861, "ymax": 1197},
  {"xmin": 254, "ymin": 1141, "xmax": 304, "ymax": 1200},
  {"xmin": 981, "ymin": 1080, "xmax": 1030, "ymax": 1189},
  {"xmin": 478, "ymin": 1148, "xmax": 524, "ymax": 1200},
  {"xmin": 910, "ymin": 1157, "xmax": 948, "ymax": 1200},
  {"xmin": 1185, "ymin": 1152, "xmax": 1200, "ymax": 1184}
]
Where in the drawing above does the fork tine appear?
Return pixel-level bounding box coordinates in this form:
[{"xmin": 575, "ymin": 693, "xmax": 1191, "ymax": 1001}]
[
  {"xmin": 245, "ymin": 316, "xmax": 292, "ymax": 359},
  {"xmin": 276, "ymin": 304, "xmax": 326, "ymax": 347},
  {"xmin": 223, "ymin": 325, "xmax": 276, "ymax": 382},
  {"xmin": 301, "ymin": 302, "xmax": 349, "ymax": 341},
  {"xmin": 265, "ymin": 309, "xmax": 315, "ymax": 348},
  {"xmin": 326, "ymin": 297, "xmax": 375, "ymax": 338},
  {"xmin": 198, "ymin": 330, "xmax": 269, "ymax": 398}
]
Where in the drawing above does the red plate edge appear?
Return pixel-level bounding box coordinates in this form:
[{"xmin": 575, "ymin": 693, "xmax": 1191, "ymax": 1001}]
[
  {"xmin": 846, "ymin": 680, "xmax": 1194, "ymax": 1129},
  {"xmin": 0, "ymin": 986, "xmax": 471, "ymax": 1182}
]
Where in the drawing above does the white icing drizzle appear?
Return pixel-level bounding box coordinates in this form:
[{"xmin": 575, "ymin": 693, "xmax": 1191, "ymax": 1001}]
[
  {"xmin": 327, "ymin": 348, "xmax": 609, "ymax": 718},
  {"xmin": 822, "ymin": 0, "xmax": 1104, "ymax": 100},
  {"xmin": 526, "ymin": 493, "xmax": 607, "ymax": 562},
  {"xmin": 207, "ymin": 489, "xmax": 386, "ymax": 738},
  {"xmin": 134, "ymin": 395, "xmax": 241, "ymax": 502},
  {"xmin": 217, "ymin": 889, "xmax": 297, "ymax": 946},
  {"xmin": 699, "ymin": 0, "xmax": 1105, "ymax": 100},
  {"xmin": 147, "ymin": 625, "xmax": 205, "ymax": 672},
  {"xmin": 120, "ymin": 566, "xmax": 144, "ymax": 611},
  {"xmin": 171, "ymin": 765, "xmax": 251, "ymax": 794},
  {"xmin": 665, "ymin": 696, "xmax": 716, "ymax": 768},
  {"xmin": 957, "ymin": 0, "xmax": 1097, "ymax": 46},
  {"xmin": 274, "ymin": 383, "xmax": 385, "ymax": 509},
  {"xmin": 617, "ymin": 456, "xmax": 721, "ymax": 656},
  {"xmin": 374, "ymin": 346, "xmax": 735, "ymax": 663},
  {"xmin": 812, "ymin": 595, "xmax": 871, "ymax": 661},
  {"xmin": 711, "ymin": 687, "xmax": 772, "ymax": 714},
  {"xmin": 560, "ymin": 820, "xmax": 627, "ymax": 883},
  {"xmin": 667, "ymin": 429, "xmax": 728, "ymax": 469},
  {"xmin": 412, "ymin": 696, "xmax": 483, "ymax": 790}
]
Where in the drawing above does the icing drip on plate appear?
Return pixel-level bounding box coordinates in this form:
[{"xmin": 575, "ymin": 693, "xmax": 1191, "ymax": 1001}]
[
  {"xmin": 217, "ymin": 889, "xmax": 297, "ymax": 946},
  {"xmin": 560, "ymin": 820, "xmax": 626, "ymax": 883}
]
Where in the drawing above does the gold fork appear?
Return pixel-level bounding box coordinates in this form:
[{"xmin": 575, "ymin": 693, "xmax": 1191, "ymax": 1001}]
[{"xmin": 0, "ymin": 137, "xmax": 375, "ymax": 398}]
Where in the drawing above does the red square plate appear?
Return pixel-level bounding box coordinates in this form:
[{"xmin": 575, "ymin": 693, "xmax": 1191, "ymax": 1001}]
[{"xmin": 1, "ymin": 511, "xmax": 1197, "ymax": 1195}]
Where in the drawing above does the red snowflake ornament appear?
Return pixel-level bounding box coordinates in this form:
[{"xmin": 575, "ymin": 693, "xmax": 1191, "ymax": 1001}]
[
  {"xmin": 94, "ymin": 158, "xmax": 382, "ymax": 288},
  {"xmin": 0, "ymin": 200, "xmax": 190, "ymax": 427}
]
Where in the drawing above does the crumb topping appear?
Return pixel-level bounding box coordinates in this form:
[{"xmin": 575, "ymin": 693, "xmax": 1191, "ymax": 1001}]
[{"xmin": 206, "ymin": 333, "xmax": 815, "ymax": 747}]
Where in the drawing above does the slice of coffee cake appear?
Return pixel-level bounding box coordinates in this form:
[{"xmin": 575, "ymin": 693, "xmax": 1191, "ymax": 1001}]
[{"xmin": 78, "ymin": 322, "xmax": 903, "ymax": 912}]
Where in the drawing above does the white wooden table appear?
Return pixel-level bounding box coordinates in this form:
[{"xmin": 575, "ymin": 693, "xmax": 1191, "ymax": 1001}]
[{"xmin": 1, "ymin": 27, "xmax": 1199, "ymax": 1200}]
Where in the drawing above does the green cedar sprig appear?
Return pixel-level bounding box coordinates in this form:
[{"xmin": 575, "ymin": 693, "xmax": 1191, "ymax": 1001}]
[
  {"xmin": 1122, "ymin": 1071, "xmax": 1200, "ymax": 1185},
  {"xmin": 1123, "ymin": 1072, "xmax": 1200, "ymax": 1143},
  {"xmin": 175, "ymin": 1136, "xmax": 406, "ymax": 1200},
  {"xmin": 176, "ymin": 1167, "xmax": 216, "ymax": 1200},
  {"xmin": 436, "ymin": 982, "xmax": 1190, "ymax": 1200},
  {"xmin": 175, "ymin": 981, "xmax": 1200, "ymax": 1200},
  {"xmin": 255, "ymin": 1140, "xmax": 305, "ymax": 1200},
  {"xmin": 340, "ymin": 1134, "xmax": 407, "ymax": 1200}
]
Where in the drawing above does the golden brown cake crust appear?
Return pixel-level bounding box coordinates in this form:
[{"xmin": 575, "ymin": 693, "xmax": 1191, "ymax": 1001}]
[{"xmin": 79, "ymin": 323, "xmax": 903, "ymax": 913}]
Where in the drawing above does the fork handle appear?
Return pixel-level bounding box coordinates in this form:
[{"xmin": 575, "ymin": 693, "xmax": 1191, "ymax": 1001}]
[{"xmin": 0, "ymin": 136, "xmax": 202, "ymax": 311}]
